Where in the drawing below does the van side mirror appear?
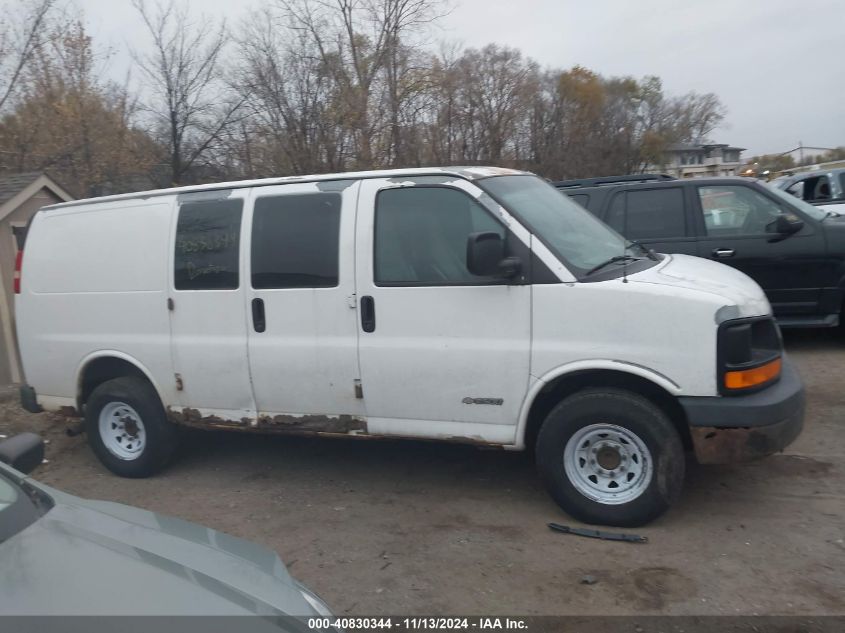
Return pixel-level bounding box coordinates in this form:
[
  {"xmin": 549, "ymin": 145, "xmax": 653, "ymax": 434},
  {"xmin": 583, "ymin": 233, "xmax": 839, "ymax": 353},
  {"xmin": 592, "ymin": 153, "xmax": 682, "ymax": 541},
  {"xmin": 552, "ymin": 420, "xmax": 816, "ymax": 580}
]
[
  {"xmin": 466, "ymin": 232, "xmax": 504, "ymax": 276},
  {"xmin": 0, "ymin": 433, "xmax": 44, "ymax": 474},
  {"xmin": 766, "ymin": 213, "xmax": 804, "ymax": 239},
  {"xmin": 466, "ymin": 232, "xmax": 521, "ymax": 278}
]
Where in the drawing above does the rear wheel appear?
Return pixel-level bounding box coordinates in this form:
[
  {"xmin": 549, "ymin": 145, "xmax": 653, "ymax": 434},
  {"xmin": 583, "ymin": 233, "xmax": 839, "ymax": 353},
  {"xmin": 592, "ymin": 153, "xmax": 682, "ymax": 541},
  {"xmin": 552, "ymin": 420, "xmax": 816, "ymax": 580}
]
[
  {"xmin": 536, "ymin": 388, "xmax": 684, "ymax": 527},
  {"xmin": 85, "ymin": 376, "xmax": 178, "ymax": 477}
]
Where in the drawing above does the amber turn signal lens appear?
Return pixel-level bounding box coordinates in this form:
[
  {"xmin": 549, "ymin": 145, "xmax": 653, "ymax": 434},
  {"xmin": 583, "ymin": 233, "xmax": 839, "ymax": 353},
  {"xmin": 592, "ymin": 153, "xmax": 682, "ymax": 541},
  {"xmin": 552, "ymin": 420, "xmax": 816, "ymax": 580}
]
[{"xmin": 724, "ymin": 358, "xmax": 782, "ymax": 390}]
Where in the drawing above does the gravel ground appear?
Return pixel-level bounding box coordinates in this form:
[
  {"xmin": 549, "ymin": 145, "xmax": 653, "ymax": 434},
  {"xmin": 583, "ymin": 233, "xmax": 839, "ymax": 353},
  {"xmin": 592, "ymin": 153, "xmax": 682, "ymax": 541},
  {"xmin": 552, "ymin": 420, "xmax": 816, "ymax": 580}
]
[{"xmin": 1, "ymin": 329, "xmax": 843, "ymax": 616}]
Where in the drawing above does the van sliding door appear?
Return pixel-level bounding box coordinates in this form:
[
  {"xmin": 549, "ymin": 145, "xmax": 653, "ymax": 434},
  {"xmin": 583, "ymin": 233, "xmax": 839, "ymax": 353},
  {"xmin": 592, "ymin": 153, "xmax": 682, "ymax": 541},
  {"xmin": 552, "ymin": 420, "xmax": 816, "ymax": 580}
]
[{"xmin": 244, "ymin": 180, "xmax": 364, "ymax": 429}]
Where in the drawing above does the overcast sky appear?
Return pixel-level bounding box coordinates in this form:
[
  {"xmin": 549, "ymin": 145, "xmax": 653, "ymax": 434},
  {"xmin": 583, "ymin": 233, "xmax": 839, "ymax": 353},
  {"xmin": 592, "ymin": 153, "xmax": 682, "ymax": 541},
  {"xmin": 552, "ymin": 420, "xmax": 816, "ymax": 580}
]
[{"xmin": 75, "ymin": 0, "xmax": 844, "ymax": 157}]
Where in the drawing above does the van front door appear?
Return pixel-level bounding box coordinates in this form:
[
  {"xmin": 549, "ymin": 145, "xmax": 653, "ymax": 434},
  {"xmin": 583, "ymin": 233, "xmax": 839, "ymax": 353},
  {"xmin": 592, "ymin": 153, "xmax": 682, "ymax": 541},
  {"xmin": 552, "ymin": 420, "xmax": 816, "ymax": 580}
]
[
  {"xmin": 354, "ymin": 177, "xmax": 531, "ymax": 444},
  {"xmin": 245, "ymin": 181, "xmax": 365, "ymax": 430}
]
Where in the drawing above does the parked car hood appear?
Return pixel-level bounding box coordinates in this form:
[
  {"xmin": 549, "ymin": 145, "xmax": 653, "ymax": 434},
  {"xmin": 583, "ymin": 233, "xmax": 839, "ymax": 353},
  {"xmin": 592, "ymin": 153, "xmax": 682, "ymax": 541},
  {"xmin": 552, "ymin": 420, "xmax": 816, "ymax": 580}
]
[
  {"xmin": 0, "ymin": 486, "xmax": 316, "ymax": 616},
  {"xmin": 630, "ymin": 253, "xmax": 770, "ymax": 318}
]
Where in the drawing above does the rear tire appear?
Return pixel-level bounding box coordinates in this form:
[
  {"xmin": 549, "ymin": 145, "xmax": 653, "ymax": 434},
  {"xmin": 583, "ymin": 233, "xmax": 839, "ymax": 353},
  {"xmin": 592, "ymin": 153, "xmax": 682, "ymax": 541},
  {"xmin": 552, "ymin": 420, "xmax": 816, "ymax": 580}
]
[
  {"xmin": 85, "ymin": 376, "xmax": 178, "ymax": 478},
  {"xmin": 536, "ymin": 387, "xmax": 684, "ymax": 527}
]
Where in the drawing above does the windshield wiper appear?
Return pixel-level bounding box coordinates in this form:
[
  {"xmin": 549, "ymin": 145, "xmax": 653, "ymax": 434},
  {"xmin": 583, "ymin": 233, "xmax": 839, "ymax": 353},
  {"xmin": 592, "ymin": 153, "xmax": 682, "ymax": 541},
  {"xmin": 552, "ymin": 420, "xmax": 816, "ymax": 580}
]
[
  {"xmin": 627, "ymin": 240, "xmax": 659, "ymax": 260},
  {"xmin": 586, "ymin": 255, "xmax": 640, "ymax": 276}
]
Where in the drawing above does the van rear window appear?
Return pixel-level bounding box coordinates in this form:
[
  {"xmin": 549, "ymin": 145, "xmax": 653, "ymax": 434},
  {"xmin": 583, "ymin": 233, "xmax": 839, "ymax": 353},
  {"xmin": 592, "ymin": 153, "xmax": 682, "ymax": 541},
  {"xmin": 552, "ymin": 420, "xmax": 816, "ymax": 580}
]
[{"xmin": 174, "ymin": 199, "xmax": 243, "ymax": 290}]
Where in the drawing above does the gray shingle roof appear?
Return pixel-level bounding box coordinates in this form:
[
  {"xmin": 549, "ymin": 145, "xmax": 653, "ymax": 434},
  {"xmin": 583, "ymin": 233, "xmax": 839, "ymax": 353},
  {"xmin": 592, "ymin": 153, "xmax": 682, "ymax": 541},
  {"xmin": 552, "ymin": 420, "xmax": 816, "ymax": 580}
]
[{"xmin": 0, "ymin": 172, "xmax": 43, "ymax": 207}]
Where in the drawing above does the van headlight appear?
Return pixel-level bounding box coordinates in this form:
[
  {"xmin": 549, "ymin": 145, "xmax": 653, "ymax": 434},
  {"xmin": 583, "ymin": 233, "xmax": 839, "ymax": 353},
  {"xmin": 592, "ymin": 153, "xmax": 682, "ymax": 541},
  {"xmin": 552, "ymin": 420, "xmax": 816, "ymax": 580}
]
[{"xmin": 717, "ymin": 317, "xmax": 782, "ymax": 395}]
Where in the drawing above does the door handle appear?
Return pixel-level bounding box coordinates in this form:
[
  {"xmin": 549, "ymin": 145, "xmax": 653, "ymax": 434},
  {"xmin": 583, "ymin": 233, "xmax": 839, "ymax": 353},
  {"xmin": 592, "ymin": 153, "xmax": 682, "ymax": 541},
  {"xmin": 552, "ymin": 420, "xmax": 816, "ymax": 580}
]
[
  {"xmin": 360, "ymin": 296, "xmax": 375, "ymax": 333},
  {"xmin": 252, "ymin": 298, "xmax": 266, "ymax": 332},
  {"xmin": 712, "ymin": 248, "xmax": 735, "ymax": 258}
]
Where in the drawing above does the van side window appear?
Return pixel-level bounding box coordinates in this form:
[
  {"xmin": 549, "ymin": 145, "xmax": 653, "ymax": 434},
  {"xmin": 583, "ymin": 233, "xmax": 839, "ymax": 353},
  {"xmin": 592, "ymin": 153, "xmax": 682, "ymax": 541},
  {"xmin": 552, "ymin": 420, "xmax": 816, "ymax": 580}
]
[
  {"xmin": 375, "ymin": 186, "xmax": 504, "ymax": 285},
  {"xmin": 251, "ymin": 193, "xmax": 341, "ymax": 289},
  {"xmin": 605, "ymin": 188, "xmax": 685, "ymax": 239},
  {"xmin": 174, "ymin": 199, "xmax": 243, "ymax": 290}
]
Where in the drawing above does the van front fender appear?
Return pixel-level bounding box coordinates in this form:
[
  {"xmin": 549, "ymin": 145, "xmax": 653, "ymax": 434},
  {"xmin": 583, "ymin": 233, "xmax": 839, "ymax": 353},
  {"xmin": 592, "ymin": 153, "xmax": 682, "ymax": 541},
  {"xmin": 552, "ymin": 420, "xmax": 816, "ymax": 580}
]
[{"xmin": 512, "ymin": 360, "xmax": 683, "ymax": 450}]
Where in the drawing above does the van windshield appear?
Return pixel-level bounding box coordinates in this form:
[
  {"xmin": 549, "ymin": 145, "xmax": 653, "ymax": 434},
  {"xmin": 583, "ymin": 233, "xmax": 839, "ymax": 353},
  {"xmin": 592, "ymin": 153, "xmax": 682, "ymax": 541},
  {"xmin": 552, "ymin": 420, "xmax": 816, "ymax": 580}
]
[{"xmin": 479, "ymin": 175, "xmax": 651, "ymax": 277}]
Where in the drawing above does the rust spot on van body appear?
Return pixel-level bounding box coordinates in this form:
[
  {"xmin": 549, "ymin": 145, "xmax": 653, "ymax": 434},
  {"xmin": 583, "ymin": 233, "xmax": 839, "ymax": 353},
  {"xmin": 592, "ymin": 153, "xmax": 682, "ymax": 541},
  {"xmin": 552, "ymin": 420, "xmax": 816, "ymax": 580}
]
[
  {"xmin": 167, "ymin": 408, "xmax": 367, "ymax": 436},
  {"xmin": 164, "ymin": 407, "xmax": 514, "ymax": 448},
  {"xmin": 171, "ymin": 408, "xmax": 233, "ymax": 426},
  {"xmin": 689, "ymin": 416, "xmax": 803, "ymax": 464},
  {"xmin": 257, "ymin": 414, "xmax": 367, "ymax": 433}
]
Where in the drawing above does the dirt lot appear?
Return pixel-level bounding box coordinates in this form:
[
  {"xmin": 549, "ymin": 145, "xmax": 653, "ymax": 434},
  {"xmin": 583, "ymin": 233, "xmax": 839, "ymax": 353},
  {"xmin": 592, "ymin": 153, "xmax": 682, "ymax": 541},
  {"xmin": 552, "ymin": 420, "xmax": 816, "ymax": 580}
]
[{"xmin": 2, "ymin": 330, "xmax": 844, "ymax": 617}]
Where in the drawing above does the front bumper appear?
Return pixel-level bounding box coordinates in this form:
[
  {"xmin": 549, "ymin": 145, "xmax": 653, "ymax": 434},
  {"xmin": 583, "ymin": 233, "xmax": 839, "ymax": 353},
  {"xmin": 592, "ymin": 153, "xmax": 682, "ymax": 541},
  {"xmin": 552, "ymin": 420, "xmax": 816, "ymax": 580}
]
[{"xmin": 679, "ymin": 356, "xmax": 805, "ymax": 464}]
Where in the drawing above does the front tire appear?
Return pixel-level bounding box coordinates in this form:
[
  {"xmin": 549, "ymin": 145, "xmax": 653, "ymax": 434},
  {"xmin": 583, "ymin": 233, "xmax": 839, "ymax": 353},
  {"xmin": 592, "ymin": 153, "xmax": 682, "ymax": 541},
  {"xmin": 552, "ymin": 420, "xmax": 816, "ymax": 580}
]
[
  {"xmin": 536, "ymin": 388, "xmax": 684, "ymax": 527},
  {"xmin": 85, "ymin": 376, "xmax": 178, "ymax": 478}
]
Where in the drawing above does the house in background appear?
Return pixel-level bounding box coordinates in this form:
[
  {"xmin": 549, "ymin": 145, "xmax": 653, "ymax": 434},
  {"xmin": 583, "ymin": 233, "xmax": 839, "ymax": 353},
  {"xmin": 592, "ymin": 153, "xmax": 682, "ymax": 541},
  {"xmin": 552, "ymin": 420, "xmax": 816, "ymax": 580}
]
[
  {"xmin": 647, "ymin": 142, "xmax": 745, "ymax": 178},
  {"xmin": 0, "ymin": 173, "xmax": 73, "ymax": 384}
]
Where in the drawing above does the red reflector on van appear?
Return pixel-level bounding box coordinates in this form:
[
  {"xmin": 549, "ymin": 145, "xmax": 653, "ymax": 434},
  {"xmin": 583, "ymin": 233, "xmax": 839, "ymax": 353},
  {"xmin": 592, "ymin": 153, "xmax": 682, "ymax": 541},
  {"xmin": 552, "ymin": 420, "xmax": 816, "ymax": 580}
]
[{"xmin": 14, "ymin": 250, "xmax": 22, "ymax": 294}]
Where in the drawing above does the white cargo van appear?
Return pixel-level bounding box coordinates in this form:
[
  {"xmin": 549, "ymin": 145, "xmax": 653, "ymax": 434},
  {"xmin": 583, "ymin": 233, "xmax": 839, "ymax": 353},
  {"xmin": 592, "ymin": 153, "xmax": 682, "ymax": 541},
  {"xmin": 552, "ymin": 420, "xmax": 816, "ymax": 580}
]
[{"xmin": 15, "ymin": 167, "xmax": 805, "ymax": 525}]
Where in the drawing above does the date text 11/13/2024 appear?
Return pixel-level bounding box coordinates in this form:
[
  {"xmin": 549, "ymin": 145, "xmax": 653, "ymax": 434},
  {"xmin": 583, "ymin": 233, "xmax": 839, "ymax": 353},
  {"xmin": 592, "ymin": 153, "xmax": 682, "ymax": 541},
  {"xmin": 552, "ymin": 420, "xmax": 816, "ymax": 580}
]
[{"xmin": 308, "ymin": 618, "xmax": 529, "ymax": 630}]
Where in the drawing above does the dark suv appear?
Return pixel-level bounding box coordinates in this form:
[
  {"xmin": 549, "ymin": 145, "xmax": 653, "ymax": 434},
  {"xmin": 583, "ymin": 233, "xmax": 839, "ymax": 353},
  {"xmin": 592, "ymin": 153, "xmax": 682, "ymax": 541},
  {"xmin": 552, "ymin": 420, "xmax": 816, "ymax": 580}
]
[{"xmin": 555, "ymin": 174, "xmax": 845, "ymax": 328}]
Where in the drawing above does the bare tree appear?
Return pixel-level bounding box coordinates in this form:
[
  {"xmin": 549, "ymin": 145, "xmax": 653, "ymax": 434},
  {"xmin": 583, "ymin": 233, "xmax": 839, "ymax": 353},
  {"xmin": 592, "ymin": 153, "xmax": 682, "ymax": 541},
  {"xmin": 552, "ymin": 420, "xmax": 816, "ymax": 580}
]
[
  {"xmin": 418, "ymin": 42, "xmax": 465, "ymax": 165},
  {"xmin": 131, "ymin": 0, "xmax": 246, "ymax": 185},
  {"xmin": 0, "ymin": 0, "xmax": 56, "ymax": 113},
  {"xmin": 458, "ymin": 45, "xmax": 537, "ymax": 163},
  {"xmin": 1, "ymin": 0, "xmax": 730, "ymax": 190},
  {"xmin": 276, "ymin": 0, "xmax": 446, "ymax": 169},
  {"xmin": 672, "ymin": 91, "xmax": 727, "ymax": 143},
  {"xmin": 237, "ymin": 8, "xmax": 350, "ymax": 176}
]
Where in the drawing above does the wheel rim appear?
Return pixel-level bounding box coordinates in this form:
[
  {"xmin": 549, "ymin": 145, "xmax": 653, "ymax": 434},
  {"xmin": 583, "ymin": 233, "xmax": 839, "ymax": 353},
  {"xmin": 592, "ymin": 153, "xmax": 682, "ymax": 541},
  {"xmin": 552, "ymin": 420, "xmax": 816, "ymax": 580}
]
[
  {"xmin": 98, "ymin": 402, "xmax": 146, "ymax": 460},
  {"xmin": 564, "ymin": 423, "xmax": 652, "ymax": 505}
]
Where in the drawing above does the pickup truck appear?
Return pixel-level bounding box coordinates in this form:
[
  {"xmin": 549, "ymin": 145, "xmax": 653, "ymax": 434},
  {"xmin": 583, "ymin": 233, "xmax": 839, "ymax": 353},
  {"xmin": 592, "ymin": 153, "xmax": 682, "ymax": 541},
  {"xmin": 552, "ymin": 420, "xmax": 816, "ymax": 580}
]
[{"xmin": 772, "ymin": 168, "xmax": 845, "ymax": 216}]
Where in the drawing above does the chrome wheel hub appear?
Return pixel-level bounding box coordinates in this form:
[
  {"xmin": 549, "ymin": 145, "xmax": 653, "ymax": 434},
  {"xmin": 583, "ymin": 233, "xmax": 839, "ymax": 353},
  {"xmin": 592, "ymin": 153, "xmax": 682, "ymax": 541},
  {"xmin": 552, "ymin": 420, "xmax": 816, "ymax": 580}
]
[
  {"xmin": 564, "ymin": 423, "xmax": 652, "ymax": 505},
  {"xmin": 98, "ymin": 402, "xmax": 146, "ymax": 460}
]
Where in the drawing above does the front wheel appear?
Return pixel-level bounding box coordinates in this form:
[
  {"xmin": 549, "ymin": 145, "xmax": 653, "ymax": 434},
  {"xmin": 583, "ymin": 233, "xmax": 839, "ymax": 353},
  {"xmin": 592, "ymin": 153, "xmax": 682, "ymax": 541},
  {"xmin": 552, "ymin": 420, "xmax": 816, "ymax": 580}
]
[
  {"xmin": 536, "ymin": 388, "xmax": 685, "ymax": 527},
  {"xmin": 85, "ymin": 376, "xmax": 179, "ymax": 478}
]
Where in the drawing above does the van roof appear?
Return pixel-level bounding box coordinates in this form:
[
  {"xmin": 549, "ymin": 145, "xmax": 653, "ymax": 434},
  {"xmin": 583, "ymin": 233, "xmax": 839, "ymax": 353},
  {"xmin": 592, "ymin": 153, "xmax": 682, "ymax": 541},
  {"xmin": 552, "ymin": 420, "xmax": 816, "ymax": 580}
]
[{"xmin": 42, "ymin": 166, "xmax": 531, "ymax": 211}]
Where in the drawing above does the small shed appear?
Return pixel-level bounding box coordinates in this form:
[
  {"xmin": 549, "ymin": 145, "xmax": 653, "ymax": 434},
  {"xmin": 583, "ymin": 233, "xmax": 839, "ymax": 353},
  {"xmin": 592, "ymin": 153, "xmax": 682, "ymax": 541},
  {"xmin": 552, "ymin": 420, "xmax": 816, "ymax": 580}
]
[{"xmin": 0, "ymin": 173, "xmax": 73, "ymax": 384}]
